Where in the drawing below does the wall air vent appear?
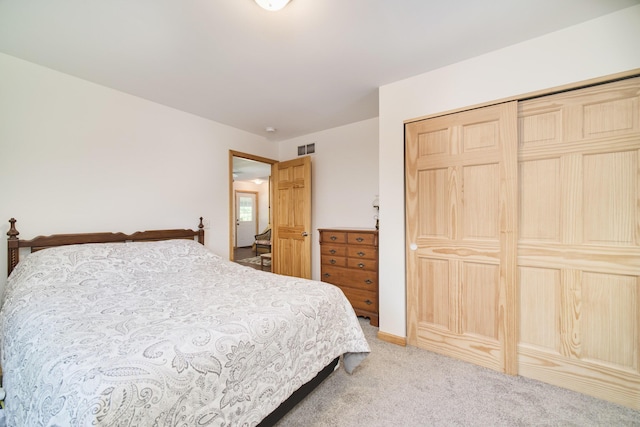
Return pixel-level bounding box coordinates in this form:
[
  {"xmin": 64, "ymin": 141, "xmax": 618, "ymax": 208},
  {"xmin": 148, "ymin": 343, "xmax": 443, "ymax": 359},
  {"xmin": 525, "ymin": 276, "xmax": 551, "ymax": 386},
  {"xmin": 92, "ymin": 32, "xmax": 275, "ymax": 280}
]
[{"xmin": 297, "ymin": 143, "xmax": 316, "ymax": 156}]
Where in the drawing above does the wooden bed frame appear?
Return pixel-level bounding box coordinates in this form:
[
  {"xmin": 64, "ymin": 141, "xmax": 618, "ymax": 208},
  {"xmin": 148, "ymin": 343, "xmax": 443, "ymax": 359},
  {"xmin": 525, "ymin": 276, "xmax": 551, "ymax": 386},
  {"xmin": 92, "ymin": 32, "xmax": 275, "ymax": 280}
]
[{"xmin": 5, "ymin": 217, "xmax": 338, "ymax": 426}]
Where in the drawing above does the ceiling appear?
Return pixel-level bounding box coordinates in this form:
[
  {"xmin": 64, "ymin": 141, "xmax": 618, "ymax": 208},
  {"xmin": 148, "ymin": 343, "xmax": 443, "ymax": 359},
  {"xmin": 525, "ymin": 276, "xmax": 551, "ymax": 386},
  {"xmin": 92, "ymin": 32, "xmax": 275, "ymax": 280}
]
[
  {"xmin": 233, "ymin": 157, "xmax": 271, "ymax": 182},
  {"xmin": 1, "ymin": 0, "xmax": 637, "ymax": 142}
]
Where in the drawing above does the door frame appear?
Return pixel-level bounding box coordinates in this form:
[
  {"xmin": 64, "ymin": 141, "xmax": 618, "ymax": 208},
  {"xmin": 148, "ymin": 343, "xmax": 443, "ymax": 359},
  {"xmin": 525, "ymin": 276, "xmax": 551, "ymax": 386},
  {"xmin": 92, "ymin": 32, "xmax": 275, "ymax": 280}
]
[{"xmin": 229, "ymin": 150, "xmax": 277, "ymax": 261}]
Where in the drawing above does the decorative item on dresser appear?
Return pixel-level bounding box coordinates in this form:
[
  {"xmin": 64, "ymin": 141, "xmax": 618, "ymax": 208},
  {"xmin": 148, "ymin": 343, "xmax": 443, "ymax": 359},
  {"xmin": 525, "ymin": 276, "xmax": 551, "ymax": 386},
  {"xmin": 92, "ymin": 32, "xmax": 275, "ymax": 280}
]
[{"xmin": 318, "ymin": 228, "xmax": 379, "ymax": 326}]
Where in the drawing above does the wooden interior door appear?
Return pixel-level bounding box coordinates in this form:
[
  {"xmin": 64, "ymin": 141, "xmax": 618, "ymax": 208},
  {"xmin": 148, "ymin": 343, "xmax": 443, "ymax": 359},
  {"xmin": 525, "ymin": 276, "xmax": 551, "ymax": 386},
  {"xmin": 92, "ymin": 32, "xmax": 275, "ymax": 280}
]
[
  {"xmin": 405, "ymin": 101, "xmax": 518, "ymax": 374},
  {"xmin": 517, "ymin": 77, "xmax": 640, "ymax": 409},
  {"xmin": 271, "ymin": 156, "xmax": 312, "ymax": 279}
]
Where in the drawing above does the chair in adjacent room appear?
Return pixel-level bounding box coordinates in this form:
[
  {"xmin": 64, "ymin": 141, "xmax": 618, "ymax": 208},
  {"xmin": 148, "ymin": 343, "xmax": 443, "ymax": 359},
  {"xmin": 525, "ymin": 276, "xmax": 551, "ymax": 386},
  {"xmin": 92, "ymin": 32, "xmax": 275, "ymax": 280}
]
[{"xmin": 254, "ymin": 228, "xmax": 272, "ymax": 255}]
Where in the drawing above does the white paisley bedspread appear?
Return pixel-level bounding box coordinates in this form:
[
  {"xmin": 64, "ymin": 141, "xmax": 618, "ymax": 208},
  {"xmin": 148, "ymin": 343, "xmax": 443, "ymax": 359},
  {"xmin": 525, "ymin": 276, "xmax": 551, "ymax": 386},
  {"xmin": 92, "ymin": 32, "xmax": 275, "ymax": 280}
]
[{"xmin": 0, "ymin": 239, "xmax": 370, "ymax": 426}]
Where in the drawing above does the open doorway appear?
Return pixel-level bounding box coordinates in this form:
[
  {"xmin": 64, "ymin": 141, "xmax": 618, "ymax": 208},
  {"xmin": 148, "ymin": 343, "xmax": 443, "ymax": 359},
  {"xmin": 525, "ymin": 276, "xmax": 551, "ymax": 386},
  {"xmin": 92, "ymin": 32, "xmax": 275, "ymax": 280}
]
[{"xmin": 229, "ymin": 151, "xmax": 277, "ymax": 270}]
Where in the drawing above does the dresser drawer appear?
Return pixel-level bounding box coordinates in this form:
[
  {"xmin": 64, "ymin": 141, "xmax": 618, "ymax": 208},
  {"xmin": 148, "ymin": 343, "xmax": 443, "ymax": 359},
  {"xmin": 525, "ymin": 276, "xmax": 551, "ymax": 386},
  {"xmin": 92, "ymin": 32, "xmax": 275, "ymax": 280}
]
[
  {"xmin": 347, "ymin": 232, "xmax": 377, "ymax": 246},
  {"xmin": 320, "ymin": 231, "xmax": 347, "ymax": 244},
  {"xmin": 347, "ymin": 258, "xmax": 377, "ymax": 271},
  {"xmin": 321, "ymin": 266, "xmax": 377, "ymax": 290},
  {"xmin": 321, "ymin": 255, "xmax": 346, "ymax": 267},
  {"xmin": 321, "ymin": 244, "xmax": 347, "ymax": 257},
  {"xmin": 347, "ymin": 246, "xmax": 377, "ymax": 259},
  {"xmin": 341, "ymin": 288, "xmax": 378, "ymax": 312}
]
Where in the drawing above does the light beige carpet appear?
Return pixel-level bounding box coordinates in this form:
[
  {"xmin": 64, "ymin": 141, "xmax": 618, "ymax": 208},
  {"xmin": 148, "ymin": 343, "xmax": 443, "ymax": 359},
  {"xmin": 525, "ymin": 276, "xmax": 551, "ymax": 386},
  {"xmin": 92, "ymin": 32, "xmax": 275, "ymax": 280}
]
[{"xmin": 276, "ymin": 318, "xmax": 640, "ymax": 426}]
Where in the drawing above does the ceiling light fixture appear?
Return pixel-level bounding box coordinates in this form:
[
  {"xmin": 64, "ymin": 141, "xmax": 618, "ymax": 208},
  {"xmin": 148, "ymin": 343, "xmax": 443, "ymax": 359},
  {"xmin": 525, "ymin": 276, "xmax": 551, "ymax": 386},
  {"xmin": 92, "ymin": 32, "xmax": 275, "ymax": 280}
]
[{"xmin": 255, "ymin": 0, "xmax": 291, "ymax": 12}]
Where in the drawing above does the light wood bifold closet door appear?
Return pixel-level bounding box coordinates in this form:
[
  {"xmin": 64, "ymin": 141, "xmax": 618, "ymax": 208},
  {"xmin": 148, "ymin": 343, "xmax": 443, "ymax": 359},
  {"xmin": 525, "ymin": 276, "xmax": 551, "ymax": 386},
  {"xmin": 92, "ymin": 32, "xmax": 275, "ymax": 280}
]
[
  {"xmin": 406, "ymin": 76, "xmax": 640, "ymax": 409},
  {"xmin": 405, "ymin": 101, "xmax": 519, "ymax": 375},
  {"xmin": 518, "ymin": 77, "xmax": 640, "ymax": 409}
]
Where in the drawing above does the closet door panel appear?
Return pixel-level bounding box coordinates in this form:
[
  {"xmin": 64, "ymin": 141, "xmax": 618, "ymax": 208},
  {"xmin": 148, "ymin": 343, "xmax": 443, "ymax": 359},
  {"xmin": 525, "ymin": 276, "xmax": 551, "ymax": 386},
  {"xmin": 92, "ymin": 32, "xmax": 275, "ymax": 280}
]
[
  {"xmin": 518, "ymin": 76, "xmax": 640, "ymax": 409},
  {"xmin": 583, "ymin": 151, "xmax": 636, "ymax": 245},
  {"xmin": 581, "ymin": 272, "xmax": 638, "ymax": 369},
  {"xmin": 462, "ymin": 164, "xmax": 500, "ymax": 240},
  {"xmin": 519, "ymin": 158, "xmax": 561, "ymax": 241},
  {"xmin": 406, "ymin": 101, "xmax": 518, "ymax": 374},
  {"xmin": 417, "ymin": 257, "xmax": 450, "ymax": 328},
  {"xmin": 418, "ymin": 128, "xmax": 450, "ymax": 156},
  {"xmin": 418, "ymin": 168, "xmax": 449, "ymax": 238},
  {"xmin": 518, "ymin": 266, "xmax": 561, "ymax": 351},
  {"xmin": 462, "ymin": 261, "xmax": 499, "ymax": 339}
]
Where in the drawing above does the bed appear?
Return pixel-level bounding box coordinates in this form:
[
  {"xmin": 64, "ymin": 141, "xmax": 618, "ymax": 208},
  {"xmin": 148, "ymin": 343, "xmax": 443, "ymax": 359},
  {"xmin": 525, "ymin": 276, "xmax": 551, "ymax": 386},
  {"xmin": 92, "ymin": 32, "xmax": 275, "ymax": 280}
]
[{"xmin": 0, "ymin": 218, "xmax": 370, "ymax": 426}]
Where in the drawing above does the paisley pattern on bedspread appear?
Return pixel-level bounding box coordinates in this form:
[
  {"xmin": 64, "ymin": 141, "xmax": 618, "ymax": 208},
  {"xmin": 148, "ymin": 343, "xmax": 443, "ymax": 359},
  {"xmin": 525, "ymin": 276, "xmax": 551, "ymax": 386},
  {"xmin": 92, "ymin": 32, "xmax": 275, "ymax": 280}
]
[{"xmin": 0, "ymin": 239, "xmax": 370, "ymax": 426}]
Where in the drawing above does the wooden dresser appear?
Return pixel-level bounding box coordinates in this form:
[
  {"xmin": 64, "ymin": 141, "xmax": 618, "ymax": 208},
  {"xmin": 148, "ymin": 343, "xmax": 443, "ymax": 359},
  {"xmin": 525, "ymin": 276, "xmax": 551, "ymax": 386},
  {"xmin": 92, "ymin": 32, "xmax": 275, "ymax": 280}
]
[{"xmin": 318, "ymin": 228, "xmax": 379, "ymax": 326}]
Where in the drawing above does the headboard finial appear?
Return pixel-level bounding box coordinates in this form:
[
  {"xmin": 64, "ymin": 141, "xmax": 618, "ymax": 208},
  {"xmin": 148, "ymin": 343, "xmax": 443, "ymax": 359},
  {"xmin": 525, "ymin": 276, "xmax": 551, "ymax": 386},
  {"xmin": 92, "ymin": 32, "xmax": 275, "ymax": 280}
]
[
  {"xmin": 8, "ymin": 218, "xmax": 20, "ymax": 276},
  {"xmin": 197, "ymin": 217, "xmax": 205, "ymax": 244},
  {"xmin": 8, "ymin": 218, "xmax": 19, "ymax": 240}
]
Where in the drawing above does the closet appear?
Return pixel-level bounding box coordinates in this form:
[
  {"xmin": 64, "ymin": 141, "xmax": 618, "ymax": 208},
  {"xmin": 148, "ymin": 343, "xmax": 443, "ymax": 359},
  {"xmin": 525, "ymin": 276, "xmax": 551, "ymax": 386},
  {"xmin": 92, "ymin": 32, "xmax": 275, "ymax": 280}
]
[{"xmin": 405, "ymin": 76, "xmax": 640, "ymax": 409}]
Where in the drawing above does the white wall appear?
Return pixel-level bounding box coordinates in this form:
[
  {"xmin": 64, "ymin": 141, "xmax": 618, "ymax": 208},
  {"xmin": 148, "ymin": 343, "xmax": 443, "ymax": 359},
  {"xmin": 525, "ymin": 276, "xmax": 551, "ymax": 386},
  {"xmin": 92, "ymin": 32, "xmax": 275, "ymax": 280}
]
[
  {"xmin": 278, "ymin": 118, "xmax": 379, "ymax": 280},
  {"xmin": 379, "ymin": 5, "xmax": 640, "ymax": 338},
  {"xmin": 0, "ymin": 53, "xmax": 278, "ymax": 296}
]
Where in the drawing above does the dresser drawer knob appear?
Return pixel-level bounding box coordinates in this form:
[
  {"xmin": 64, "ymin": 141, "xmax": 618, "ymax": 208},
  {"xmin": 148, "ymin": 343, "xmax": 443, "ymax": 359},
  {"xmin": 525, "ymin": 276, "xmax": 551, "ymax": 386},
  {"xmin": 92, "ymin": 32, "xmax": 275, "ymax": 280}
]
[
  {"xmin": 357, "ymin": 251, "xmax": 365, "ymax": 257},
  {"xmin": 330, "ymin": 235, "xmax": 337, "ymax": 241},
  {"xmin": 365, "ymin": 279, "xmax": 373, "ymax": 284},
  {"xmin": 356, "ymin": 237, "xmax": 364, "ymax": 242},
  {"xmin": 323, "ymin": 273, "xmax": 331, "ymax": 278},
  {"xmin": 330, "ymin": 259, "xmax": 337, "ymax": 265},
  {"xmin": 365, "ymin": 299, "xmax": 373, "ymax": 305},
  {"xmin": 358, "ymin": 263, "xmax": 365, "ymax": 268},
  {"xmin": 330, "ymin": 249, "xmax": 337, "ymax": 254}
]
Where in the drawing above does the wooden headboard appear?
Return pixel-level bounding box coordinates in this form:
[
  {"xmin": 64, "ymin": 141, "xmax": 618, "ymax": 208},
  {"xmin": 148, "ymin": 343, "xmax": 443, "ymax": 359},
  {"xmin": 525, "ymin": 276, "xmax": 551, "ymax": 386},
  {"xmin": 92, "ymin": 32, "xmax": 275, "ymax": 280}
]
[{"xmin": 7, "ymin": 217, "xmax": 205, "ymax": 276}]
